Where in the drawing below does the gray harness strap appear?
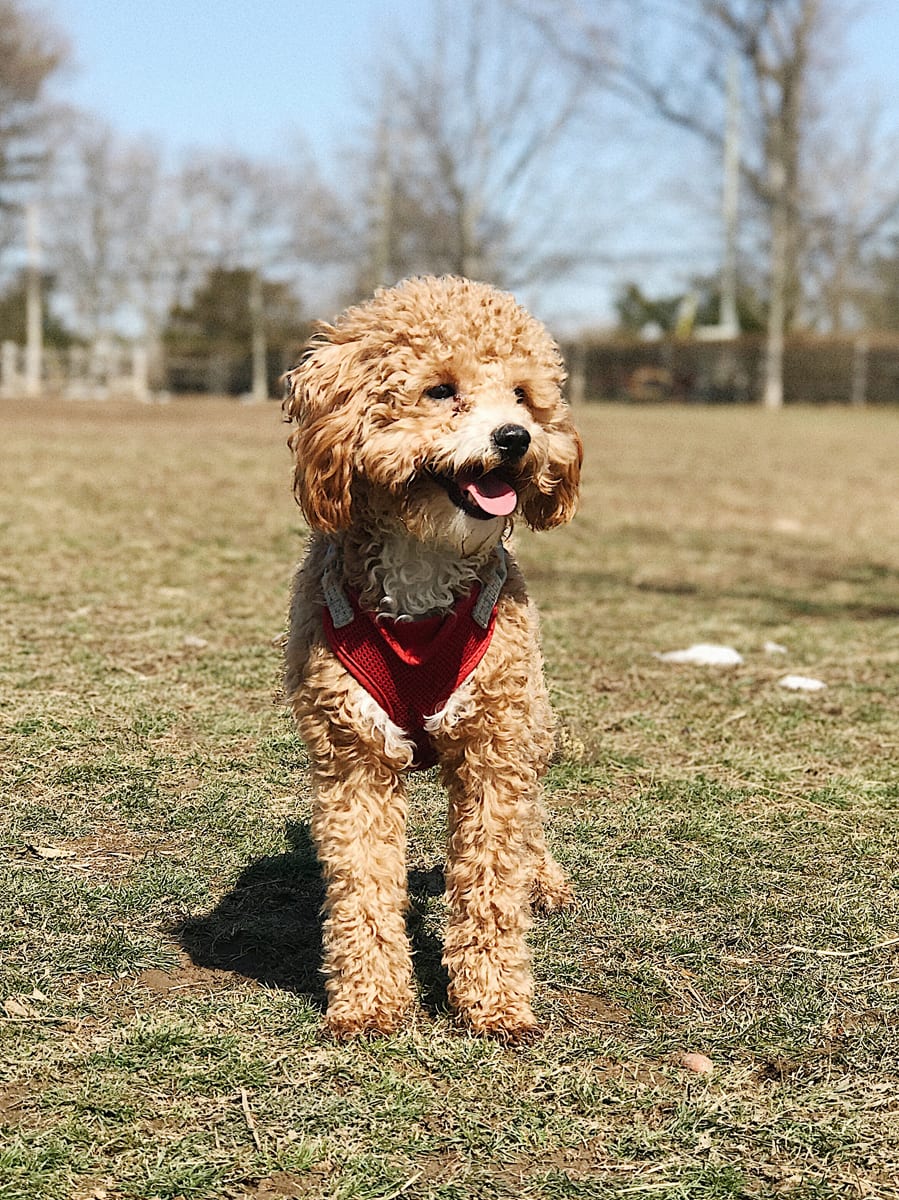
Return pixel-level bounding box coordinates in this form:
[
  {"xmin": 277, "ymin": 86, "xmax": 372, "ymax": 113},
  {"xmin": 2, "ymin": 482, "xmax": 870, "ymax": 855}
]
[
  {"xmin": 472, "ymin": 545, "xmax": 508, "ymax": 629},
  {"xmin": 321, "ymin": 543, "xmax": 507, "ymax": 631},
  {"xmin": 321, "ymin": 544, "xmax": 355, "ymax": 629}
]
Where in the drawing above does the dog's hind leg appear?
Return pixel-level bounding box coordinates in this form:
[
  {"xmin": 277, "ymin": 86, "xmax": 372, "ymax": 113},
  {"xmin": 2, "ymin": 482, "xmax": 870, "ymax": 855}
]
[{"xmin": 526, "ymin": 798, "xmax": 574, "ymax": 914}]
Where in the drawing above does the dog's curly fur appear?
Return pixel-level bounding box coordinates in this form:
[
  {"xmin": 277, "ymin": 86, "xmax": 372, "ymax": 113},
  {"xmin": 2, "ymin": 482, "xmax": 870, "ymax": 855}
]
[{"xmin": 282, "ymin": 275, "xmax": 582, "ymax": 1040}]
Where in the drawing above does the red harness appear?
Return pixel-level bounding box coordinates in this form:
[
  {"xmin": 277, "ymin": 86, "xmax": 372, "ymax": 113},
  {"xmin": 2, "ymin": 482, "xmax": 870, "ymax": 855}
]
[{"xmin": 322, "ymin": 582, "xmax": 498, "ymax": 770}]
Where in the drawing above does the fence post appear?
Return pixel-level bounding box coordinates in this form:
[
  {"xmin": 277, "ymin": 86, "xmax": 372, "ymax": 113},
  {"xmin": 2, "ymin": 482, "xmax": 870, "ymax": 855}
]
[
  {"xmin": 568, "ymin": 339, "xmax": 586, "ymax": 405},
  {"xmin": 25, "ymin": 203, "xmax": 43, "ymax": 398},
  {"xmin": 850, "ymin": 337, "xmax": 868, "ymax": 408},
  {"xmin": 250, "ymin": 270, "xmax": 268, "ymax": 402},
  {"xmin": 1, "ymin": 341, "xmax": 18, "ymax": 396},
  {"xmin": 132, "ymin": 345, "xmax": 150, "ymax": 402}
]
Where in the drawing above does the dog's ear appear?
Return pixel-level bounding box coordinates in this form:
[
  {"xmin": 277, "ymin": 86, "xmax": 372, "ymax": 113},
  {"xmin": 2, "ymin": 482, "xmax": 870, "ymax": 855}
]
[
  {"xmin": 283, "ymin": 330, "xmax": 360, "ymax": 533},
  {"xmin": 522, "ymin": 416, "xmax": 583, "ymax": 531},
  {"xmin": 282, "ymin": 325, "xmax": 345, "ymax": 424}
]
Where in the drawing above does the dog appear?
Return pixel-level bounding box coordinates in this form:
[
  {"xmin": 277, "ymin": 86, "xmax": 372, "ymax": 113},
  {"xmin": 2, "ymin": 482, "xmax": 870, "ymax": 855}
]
[{"xmin": 282, "ymin": 275, "xmax": 582, "ymax": 1040}]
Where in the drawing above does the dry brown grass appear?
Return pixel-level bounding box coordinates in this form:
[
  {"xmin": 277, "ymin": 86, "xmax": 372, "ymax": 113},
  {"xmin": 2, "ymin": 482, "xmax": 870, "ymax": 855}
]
[{"xmin": 1, "ymin": 396, "xmax": 898, "ymax": 1200}]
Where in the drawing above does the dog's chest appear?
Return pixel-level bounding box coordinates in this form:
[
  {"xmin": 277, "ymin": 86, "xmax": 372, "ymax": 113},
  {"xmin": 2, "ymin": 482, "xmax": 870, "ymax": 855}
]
[{"xmin": 371, "ymin": 535, "xmax": 483, "ymax": 619}]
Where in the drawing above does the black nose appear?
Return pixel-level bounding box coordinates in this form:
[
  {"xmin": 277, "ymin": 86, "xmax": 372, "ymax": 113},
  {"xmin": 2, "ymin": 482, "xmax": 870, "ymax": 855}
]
[{"xmin": 491, "ymin": 423, "xmax": 531, "ymax": 460}]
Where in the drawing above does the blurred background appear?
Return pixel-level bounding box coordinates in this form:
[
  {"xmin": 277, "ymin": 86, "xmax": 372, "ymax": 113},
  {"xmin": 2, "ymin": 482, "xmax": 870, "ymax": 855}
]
[{"xmin": 1, "ymin": 0, "xmax": 898, "ymax": 407}]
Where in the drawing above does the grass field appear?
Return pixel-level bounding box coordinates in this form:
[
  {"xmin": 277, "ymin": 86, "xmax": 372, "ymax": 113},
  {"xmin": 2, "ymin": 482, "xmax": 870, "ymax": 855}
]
[{"xmin": 1, "ymin": 396, "xmax": 898, "ymax": 1200}]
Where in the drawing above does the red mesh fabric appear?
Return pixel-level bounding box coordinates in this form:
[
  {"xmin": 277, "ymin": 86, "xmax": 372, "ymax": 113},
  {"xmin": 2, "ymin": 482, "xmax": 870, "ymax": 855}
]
[{"xmin": 322, "ymin": 584, "xmax": 496, "ymax": 770}]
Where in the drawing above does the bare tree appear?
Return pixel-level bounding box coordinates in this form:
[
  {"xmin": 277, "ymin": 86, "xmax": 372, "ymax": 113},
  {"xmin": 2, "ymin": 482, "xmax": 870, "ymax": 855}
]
[
  {"xmin": 0, "ymin": 0, "xmax": 67, "ymax": 257},
  {"xmin": 173, "ymin": 151, "xmax": 285, "ymax": 273},
  {"xmin": 171, "ymin": 149, "xmax": 300, "ymax": 398},
  {"xmin": 45, "ymin": 118, "xmax": 169, "ymax": 341},
  {"xmin": 40, "ymin": 121, "xmax": 346, "ymax": 394},
  {"xmin": 747, "ymin": 0, "xmax": 822, "ymax": 406},
  {"xmin": 858, "ymin": 234, "xmax": 899, "ymax": 332},
  {"xmin": 47, "ymin": 135, "xmax": 290, "ymax": 374},
  {"xmin": 518, "ymin": 0, "xmax": 899, "ymax": 405},
  {"xmin": 801, "ymin": 101, "xmax": 899, "ymax": 332},
  {"xmin": 346, "ymin": 0, "xmax": 593, "ymax": 298}
]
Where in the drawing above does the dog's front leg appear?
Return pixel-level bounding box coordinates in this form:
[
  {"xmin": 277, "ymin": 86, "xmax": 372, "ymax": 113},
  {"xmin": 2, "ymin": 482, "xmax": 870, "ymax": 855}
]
[
  {"xmin": 309, "ymin": 754, "xmax": 412, "ymax": 1038},
  {"xmin": 441, "ymin": 757, "xmax": 541, "ymax": 1042}
]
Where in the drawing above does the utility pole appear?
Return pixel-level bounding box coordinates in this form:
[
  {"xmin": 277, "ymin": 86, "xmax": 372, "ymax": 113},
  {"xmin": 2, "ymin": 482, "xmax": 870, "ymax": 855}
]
[
  {"xmin": 762, "ymin": 153, "xmax": 788, "ymax": 410},
  {"xmin": 720, "ymin": 54, "xmax": 740, "ymax": 338},
  {"xmin": 372, "ymin": 87, "xmax": 394, "ymax": 290},
  {"xmin": 695, "ymin": 54, "xmax": 741, "ymax": 344},
  {"xmin": 25, "ymin": 202, "xmax": 43, "ymax": 399},
  {"xmin": 250, "ymin": 267, "xmax": 267, "ymax": 402}
]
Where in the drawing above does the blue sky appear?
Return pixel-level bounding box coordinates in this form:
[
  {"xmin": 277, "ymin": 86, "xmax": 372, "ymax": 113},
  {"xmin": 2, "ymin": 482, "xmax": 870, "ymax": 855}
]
[
  {"xmin": 46, "ymin": 0, "xmax": 899, "ymax": 327},
  {"xmin": 50, "ymin": 0, "xmax": 899, "ymax": 156},
  {"xmin": 51, "ymin": 0, "xmax": 418, "ymax": 160}
]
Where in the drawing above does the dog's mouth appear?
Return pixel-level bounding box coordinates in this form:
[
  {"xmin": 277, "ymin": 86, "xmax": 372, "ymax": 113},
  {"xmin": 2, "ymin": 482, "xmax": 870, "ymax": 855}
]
[{"xmin": 429, "ymin": 469, "xmax": 519, "ymax": 521}]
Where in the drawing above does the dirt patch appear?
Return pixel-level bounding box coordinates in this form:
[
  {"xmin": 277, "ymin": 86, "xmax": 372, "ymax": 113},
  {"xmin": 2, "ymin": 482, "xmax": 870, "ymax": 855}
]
[
  {"xmin": 136, "ymin": 958, "xmax": 241, "ymax": 995},
  {"xmin": 233, "ymin": 1166, "xmax": 332, "ymax": 1199},
  {"xmin": 71, "ymin": 1183, "xmax": 114, "ymax": 1200},
  {"xmin": 0, "ymin": 1081, "xmax": 31, "ymax": 1124},
  {"xmin": 550, "ymin": 984, "xmax": 631, "ymax": 1025},
  {"xmin": 415, "ymin": 1150, "xmax": 464, "ymax": 1186},
  {"xmin": 540, "ymin": 1138, "xmax": 609, "ymax": 1177},
  {"xmin": 568, "ymin": 991, "xmax": 630, "ymax": 1022},
  {"xmin": 18, "ymin": 825, "xmax": 184, "ymax": 879}
]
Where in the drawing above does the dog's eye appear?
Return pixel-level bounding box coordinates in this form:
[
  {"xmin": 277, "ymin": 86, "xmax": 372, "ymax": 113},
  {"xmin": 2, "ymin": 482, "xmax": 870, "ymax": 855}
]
[
  {"xmin": 514, "ymin": 386, "xmax": 529, "ymax": 405},
  {"xmin": 425, "ymin": 382, "xmax": 456, "ymax": 401}
]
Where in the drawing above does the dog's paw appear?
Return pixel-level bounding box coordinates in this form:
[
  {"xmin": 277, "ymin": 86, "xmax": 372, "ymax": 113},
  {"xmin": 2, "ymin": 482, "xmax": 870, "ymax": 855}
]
[
  {"xmin": 452, "ymin": 991, "xmax": 541, "ymax": 1044},
  {"xmin": 323, "ymin": 988, "xmax": 411, "ymax": 1040},
  {"xmin": 324, "ymin": 1007, "xmax": 408, "ymax": 1040},
  {"xmin": 485, "ymin": 1019, "xmax": 543, "ymax": 1047},
  {"xmin": 530, "ymin": 862, "xmax": 574, "ymax": 914},
  {"xmin": 459, "ymin": 1006, "xmax": 542, "ymax": 1045}
]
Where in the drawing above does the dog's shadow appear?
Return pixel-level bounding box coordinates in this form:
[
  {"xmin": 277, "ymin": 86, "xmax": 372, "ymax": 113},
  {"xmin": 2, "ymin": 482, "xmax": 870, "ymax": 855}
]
[{"xmin": 175, "ymin": 821, "xmax": 449, "ymax": 1013}]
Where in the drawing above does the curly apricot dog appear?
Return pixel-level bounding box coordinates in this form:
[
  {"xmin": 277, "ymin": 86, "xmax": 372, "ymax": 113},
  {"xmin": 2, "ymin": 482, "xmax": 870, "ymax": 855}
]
[{"xmin": 282, "ymin": 275, "xmax": 582, "ymax": 1040}]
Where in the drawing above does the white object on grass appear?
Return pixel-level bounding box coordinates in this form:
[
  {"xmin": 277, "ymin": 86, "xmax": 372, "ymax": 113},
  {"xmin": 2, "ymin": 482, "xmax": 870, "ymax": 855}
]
[
  {"xmin": 773, "ymin": 517, "xmax": 803, "ymax": 534},
  {"xmin": 764, "ymin": 640, "xmax": 788, "ymax": 655},
  {"xmin": 680, "ymin": 1051, "xmax": 715, "ymax": 1075},
  {"xmin": 656, "ymin": 643, "xmax": 743, "ymax": 666},
  {"xmin": 779, "ymin": 674, "xmax": 826, "ymax": 691}
]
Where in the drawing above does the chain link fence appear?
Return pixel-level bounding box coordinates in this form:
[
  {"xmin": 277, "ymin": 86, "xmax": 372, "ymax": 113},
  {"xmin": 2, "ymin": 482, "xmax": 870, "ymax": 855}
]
[
  {"xmin": 3, "ymin": 334, "xmax": 899, "ymax": 405},
  {"xmin": 564, "ymin": 334, "xmax": 899, "ymax": 405},
  {"xmin": 0, "ymin": 341, "xmax": 150, "ymax": 401}
]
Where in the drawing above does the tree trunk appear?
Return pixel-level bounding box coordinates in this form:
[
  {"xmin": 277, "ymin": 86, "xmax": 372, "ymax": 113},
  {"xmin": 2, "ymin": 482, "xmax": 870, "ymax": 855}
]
[
  {"xmin": 763, "ymin": 167, "xmax": 788, "ymax": 409},
  {"xmin": 250, "ymin": 271, "xmax": 267, "ymax": 402},
  {"xmin": 25, "ymin": 203, "xmax": 43, "ymax": 399}
]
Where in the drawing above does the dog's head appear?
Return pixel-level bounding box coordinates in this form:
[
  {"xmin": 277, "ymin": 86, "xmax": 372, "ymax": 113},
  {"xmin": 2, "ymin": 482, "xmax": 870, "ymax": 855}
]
[{"xmin": 283, "ymin": 276, "xmax": 582, "ymax": 550}]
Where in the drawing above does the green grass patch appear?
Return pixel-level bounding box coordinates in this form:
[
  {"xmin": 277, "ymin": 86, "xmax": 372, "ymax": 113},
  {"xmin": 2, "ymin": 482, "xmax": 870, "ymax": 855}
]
[{"xmin": 1, "ymin": 397, "xmax": 897, "ymax": 1198}]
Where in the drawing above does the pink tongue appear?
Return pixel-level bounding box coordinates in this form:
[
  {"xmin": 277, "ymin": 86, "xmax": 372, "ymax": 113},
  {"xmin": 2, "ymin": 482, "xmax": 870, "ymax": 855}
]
[{"xmin": 462, "ymin": 473, "xmax": 518, "ymax": 517}]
